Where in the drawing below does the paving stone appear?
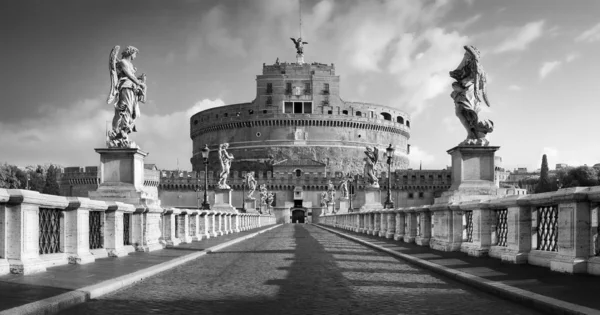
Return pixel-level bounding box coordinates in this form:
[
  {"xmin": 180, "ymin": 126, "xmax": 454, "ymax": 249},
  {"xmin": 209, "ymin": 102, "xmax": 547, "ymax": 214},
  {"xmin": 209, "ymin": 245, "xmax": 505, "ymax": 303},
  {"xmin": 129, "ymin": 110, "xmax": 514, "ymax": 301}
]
[{"xmin": 60, "ymin": 225, "xmax": 539, "ymax": 315}]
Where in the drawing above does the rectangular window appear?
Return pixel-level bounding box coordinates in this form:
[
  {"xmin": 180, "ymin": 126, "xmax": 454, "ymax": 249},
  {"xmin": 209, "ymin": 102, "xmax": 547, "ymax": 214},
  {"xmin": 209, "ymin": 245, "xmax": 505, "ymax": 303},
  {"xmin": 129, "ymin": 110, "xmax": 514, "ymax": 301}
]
[
  {"xmin": 294, "ymin": 102, "xmax": 303, "ymax": 113},
  {"xmin": 284, "ymin": 102, "xmax": 293, "ymax": 113},
  {"xmin": 286, "ymin": 82, "xmax": 292, "ymax": 94},
  {"xmin": 266, "ymin": 83, "xmax": 273, "ymax": 94},
  {"xmin": 418, "ymin": 192, "xmax": 424, "ymax": 198},
  {"xmin": 303, "ymin": 102, "xmax": 312, "ymax": 114},
  {"xmin": 323, "ymin": 83, "xmax": 330, "ymax": 94},
  {"xmin": 304, "ymin": 82, "xmax": 311, "ymax": 94},
  {"xmin": 408, "ymin": 192, "xmax": 414, "ymax": 199}
]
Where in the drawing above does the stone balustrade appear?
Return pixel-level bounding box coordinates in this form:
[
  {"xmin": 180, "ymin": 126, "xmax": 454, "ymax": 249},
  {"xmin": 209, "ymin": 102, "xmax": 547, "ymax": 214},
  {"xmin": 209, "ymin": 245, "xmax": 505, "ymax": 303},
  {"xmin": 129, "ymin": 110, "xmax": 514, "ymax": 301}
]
[
  {"xmin": 0, "ymin": 188, "xmax": 276, "ymax": 276},
  {"xmin": 320, "ymin": 186, "xmax": 600, "ymax": 275}
]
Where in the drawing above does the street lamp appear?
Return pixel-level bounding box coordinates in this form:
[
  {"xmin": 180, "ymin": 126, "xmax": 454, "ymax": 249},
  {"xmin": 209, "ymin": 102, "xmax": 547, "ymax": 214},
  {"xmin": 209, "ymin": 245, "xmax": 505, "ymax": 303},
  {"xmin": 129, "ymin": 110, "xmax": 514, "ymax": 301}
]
[
  {"xmin": 201, "ymin": 144, "xmax": 211, "ymax": 210},
  {"xmin": 195, "ymin": 172, "xmax": 201, "ymax": 209},
  {"xmin": 384, "ymin": 144, "xmax": 395, "ymax": 209},
  {"xmin": 242, "ymin": 173, "xmax": 246, "ymax": 213}
]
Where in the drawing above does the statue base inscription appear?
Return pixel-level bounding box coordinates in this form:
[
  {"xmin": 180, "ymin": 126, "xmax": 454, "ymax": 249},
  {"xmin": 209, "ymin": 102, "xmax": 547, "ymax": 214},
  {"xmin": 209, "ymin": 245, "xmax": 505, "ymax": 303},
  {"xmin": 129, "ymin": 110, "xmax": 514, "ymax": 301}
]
[
  {"xmin": 212, "ymin": 189, "xmax": 238, "ymax": 213},
  {"xmin": 89, "ymin": 147, "xmax": 163, "ymax": 252},
  {"xmin": 359, "ymin": 187, "xmax": 383, "ymax": 212}
]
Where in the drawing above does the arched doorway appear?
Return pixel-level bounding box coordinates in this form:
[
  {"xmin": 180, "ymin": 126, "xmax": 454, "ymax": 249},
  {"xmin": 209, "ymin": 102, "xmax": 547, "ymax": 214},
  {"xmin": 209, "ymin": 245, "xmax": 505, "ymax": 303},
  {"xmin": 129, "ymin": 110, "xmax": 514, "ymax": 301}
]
[{"xmin": 291, "ymin": 208, "xmax": 306, "ymax": 223}]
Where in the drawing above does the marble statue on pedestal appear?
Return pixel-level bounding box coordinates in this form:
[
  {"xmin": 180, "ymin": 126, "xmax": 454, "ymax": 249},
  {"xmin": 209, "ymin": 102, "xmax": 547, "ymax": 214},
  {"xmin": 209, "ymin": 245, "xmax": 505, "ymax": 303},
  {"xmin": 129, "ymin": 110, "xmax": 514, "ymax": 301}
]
[
  {"xmin": 339, "ymin": 175, "xmax": 349, "ymax": 199},
  {"xmin": 327, "ymin": 180, "xmax": 336, "ymax": 202},
  {"xmin": 320, "ymin": 191, "xmax": 328, "ymax": 207},
  {"xmin": 450, "ymin": 45, "xmax": 494, "ymax": 146},
  {"xmin": 217, "ymin": 143, "xmax": 234, "ymax": 189},
  {"xmin": 291, "ymin": 37, "xmax": 308, "ymax": 64},
  {"xmin": 259, "ymin": 184, "xmax": 268, "ymax": 213},
  {"xmin": 245, "ymin": 171, "xmax": 257, "ymax": 199},
  {"xmin": 266, "ymin": 192, "xmax": 274, "ymax": 215},
  {"xmin": 363, "ymin": 146, "xmax": 379, "ymax": 188},
  {"xmin": 106, "ymin": 45, "xmax": 147, "ymax": 148}
]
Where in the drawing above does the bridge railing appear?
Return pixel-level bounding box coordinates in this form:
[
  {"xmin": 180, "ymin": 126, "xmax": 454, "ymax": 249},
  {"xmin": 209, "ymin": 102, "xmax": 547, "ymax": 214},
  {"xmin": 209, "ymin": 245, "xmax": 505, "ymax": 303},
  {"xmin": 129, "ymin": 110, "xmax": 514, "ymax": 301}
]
[
  {"xmin": 320, "ymin": 186, "xmax": 600, "ymax": 275},
  {"xmin": 0, "ymin": 188, "xmax": 275, "ymax": 276}
]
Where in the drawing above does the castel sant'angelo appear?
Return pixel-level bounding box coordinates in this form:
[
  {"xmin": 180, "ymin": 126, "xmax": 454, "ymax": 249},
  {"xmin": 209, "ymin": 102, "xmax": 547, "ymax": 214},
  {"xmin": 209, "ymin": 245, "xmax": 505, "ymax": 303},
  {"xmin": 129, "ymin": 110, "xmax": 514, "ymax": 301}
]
[{"xmin": 59, "ymin": 39, "xmax": 455, "ymax": 223}]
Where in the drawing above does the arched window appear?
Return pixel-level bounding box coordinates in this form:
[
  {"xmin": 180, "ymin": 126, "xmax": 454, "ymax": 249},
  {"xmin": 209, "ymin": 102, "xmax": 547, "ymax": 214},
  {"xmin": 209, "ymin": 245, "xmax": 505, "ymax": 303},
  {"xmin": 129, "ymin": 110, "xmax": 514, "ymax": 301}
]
[
  {"xmin": 342, "ymin": 110, "xmax": 348, "ymax": 115},
  {"xmin": 380, "ymin": 112, "xmax": 392, "ymax": 121},
  {"xmin": 397, "ymin": 116, "xmax": 404, "ymax": 124},
  {"xmin": 355, "ymin": 111, "xmax": 362, "ymax": 116},
  {"xmin": 406, "ymin": 120, "xmax": 411, "ymax": 127},
  {"xmin": 295, "ymin": 169, "xmax": 302, "ymax": 177}
]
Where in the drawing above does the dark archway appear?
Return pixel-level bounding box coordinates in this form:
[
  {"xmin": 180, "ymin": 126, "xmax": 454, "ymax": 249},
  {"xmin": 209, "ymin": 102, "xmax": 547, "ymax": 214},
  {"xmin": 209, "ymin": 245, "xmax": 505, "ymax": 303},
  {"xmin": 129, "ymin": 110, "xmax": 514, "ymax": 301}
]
[{"xmin": 291, "ymin": 208, "xmax": 306, "ymax": 223}]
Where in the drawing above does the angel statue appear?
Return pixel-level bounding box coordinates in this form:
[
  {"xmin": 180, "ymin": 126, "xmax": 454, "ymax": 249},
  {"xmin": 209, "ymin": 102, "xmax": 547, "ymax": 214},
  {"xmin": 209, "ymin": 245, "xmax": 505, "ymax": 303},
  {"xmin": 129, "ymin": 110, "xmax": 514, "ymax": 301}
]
[
  {"xmin": 259, "ymin": 184, "xmax": 268, "ymax": 206},
  {"xmin": 339, "ymin": 175, "xmax": 349, "ymax": 199},
  {"xmin": 290, "ymin": 37, "xmax": 308, "ymax": 55},
  {"xmin": 217, "ymin": 143, "xmax": 234, "ymax": 189},
  {"xmin": 363, "ymin": 146, "xmax": 379, "ymax": 188},
  {"xmin": 266, "ymin": 192, "xmax": 274, "ymax": 214},
  {"xmin": 106, "ymin": 45, "xmax": 147, "ymax": 148},
  {"xmin": 245, "ymin": 171, "xmax": 257, "ymax": 199},
  {"xmin": 320, "ymin": 191, "xmax": 328, "ymax": 208},
  {"xmin": 450, "ymin": 45, "xmax": 494, "ymax": 146},
  {"xmin": 327, "ymin": 180, "xmax": 336, "ymax": 202}
]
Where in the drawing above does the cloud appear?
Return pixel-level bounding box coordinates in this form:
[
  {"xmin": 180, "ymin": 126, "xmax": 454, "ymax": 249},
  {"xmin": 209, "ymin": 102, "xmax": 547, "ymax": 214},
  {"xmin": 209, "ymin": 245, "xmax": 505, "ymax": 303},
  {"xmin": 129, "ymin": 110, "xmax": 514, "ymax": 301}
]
[
  {"xmin": 492, "ymin": 20, "xmax": 545, "ymax": 53},
  {"xmin": 539, "ymin": 61, "xmax": 561, "ymax": 79},
  {"xmin": 508, "ymin": 85, "xmax": 522, "ymax": 91},
  {"xmin": 442, "ymin": 116, "xmax": 458, "ymax": 133},
  {"xmin": 0, "ymin": 98, "xmax": 224, "ymax": 170},
  {"xmin": 565, "ymin": 52, "xmax": 579, "ymax": 63},
  {"xmin": 449, "ymin": 14, "xmax": 481, "ymax": 31},
  {"xmin": 408, "ymin": 146, "xmax": 436, "ymax": 169},
  {"xmin": 575, "ymin": 23, "xmax": 600, "ymax": 43}
]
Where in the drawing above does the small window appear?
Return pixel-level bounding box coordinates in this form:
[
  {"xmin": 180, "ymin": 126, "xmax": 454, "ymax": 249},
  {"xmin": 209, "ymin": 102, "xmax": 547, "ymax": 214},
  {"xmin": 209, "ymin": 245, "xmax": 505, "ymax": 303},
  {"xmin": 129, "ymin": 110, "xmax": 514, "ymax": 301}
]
[
  {"xmin": 263, "ymin": 110, "xmax": 267, "ymax": 114},
  {"xmin": 356, "ymin": 111, "xmax": 362, "ymax": 116},
  {"xmin": 295, "ymin": 169, "xmax": 302, "ymax": 177},
  {"xmin": 397, "ymin": 116, "xmax": 404, "ymax": 124},
  {"xmin": 266, "ymin": 96, "xmax": 272, "ymax": 105},
  {"xmin": 266, "ymin": 83, "xmax": 273, "ymax": 94},
  {"xmin": 216, "ymin": 114, "xmax": 219, "ymax": 118},
  {"xmin": 323, "ymin": 83, "xmax": 330, "ymax": 94},
  {"xmin": 256, "ymin": 132, "xmax": 261, "ymax": 137},
  {"xmin": 249, "ymin": 109, "xmax": 254, "ymax": 115},
  {"xmin": 193, "ymin": 120, "xmax": 198, "ymax": 125},
  {"xmin": 370, "ymin": 111, "xmax": 374, "ymax": 118},
  {"xmin": 418, "ymin": 192, "xmax": 424, "ymax": 198},
  {"xmin": 304, "ymin": 82, "xmax": 311, "ymax": 94},
  {"xmin": 380, "ymin": 112, "xmax": 392, "ymax": 121},
  {"xmin": 327, "ymin": 110, "xmax": 333, "ymax": 115},
  {"xmin": 294, "ymin": 102, "xmax": 303, "ymax": 113},
  {"xmin": 342, "ymin": 110, "xmax": 348, "ymax": 115},
  {"xmin": 286, "ymin": 82, "xmax": 292, "ymax": 94},
  {"xmin": 406, "ymin": 120, "xmax": 411, "ymax": 127},
  {"xmin": 224, "ymin": 113, "xmax": 228, "ymax": 117},
  {"xmin": 408, "ymin": 192, "xmax": 414, "ymax": 199},
  {"xmin": 284, "ymin": 102, "xmax": 293, "ymax": 113}
]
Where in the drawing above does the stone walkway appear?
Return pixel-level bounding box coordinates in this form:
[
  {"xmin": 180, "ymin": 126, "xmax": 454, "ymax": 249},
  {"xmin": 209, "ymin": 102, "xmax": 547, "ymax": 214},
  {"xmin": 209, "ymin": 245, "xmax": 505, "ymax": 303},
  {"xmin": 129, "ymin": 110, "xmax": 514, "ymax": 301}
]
[
  {"xmin": 60, "ymin": 224, "xmax": 539, "ymax": 315},
  {"xmin": 0, "ymin": 225, "xmax": 276, "ymax": 313},
  {"xmin": 320, "ymin": 224, "xmax": 600, "ymax": 313}
]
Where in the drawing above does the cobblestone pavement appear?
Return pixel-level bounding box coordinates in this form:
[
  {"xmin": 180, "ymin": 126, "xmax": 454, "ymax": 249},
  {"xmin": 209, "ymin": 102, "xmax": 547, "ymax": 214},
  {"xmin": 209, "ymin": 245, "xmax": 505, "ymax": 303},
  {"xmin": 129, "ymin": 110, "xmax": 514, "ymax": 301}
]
[{"xmin": 61, "ymin": 224, "xmax": 540, "ymax": 315}]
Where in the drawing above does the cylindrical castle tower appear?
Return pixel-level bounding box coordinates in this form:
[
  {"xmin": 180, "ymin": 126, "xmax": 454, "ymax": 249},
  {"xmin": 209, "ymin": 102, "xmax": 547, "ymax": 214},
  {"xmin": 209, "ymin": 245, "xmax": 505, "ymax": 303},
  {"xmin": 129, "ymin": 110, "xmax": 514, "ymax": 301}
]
[{"xmin": 190, "ymin": 61, "xmax": 411, "ymax": 174}]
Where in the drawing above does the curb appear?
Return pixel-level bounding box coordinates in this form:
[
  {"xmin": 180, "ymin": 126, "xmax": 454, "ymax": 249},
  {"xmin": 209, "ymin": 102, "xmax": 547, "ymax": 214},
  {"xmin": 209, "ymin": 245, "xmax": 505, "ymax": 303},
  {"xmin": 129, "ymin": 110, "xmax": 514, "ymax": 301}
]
[
  {"xmin": 314, "ymin": 224, "xmax": 600, "ymax": 315},
  {"xmin": 0, "ymin": 224, "xmax": 282, "ymax": 315}
]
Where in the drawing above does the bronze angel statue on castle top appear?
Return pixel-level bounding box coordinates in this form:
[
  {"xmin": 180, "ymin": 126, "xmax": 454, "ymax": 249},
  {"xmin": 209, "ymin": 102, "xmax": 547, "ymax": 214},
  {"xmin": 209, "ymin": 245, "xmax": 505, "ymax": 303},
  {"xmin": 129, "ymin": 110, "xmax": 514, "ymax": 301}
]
[
  {"xmin": 106, "ymin": 45, "xmax": 147, "ymax": 148},
  {"xmin": 449, "ymin": 45, "xmax": 493, "ymax": 146}
]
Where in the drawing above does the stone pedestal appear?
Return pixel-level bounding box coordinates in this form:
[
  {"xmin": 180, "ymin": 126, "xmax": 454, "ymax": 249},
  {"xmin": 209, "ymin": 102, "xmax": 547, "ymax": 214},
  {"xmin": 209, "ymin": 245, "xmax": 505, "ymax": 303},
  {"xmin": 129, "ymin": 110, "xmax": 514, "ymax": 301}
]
[
  {"xmin": 337, "ymin": 198, "xmax": 349, "ymax": 214},
  {"xmin": 359, "ymin": 187, "xmax": 383, "ymax": 212},
  {"xmin": 89, "ymin": 148, "xmax": 164, "ymax": 252},
  {"xmin": 244, "ymin": 199, "xmax": 258, "ymax": 213},
  {"xmin": 327, "ymin": 202, "xmax": 335, "ymax": 215},
  {"xmin": 212, "ymin": 189, "xmax": 238, "ymax": 213}
]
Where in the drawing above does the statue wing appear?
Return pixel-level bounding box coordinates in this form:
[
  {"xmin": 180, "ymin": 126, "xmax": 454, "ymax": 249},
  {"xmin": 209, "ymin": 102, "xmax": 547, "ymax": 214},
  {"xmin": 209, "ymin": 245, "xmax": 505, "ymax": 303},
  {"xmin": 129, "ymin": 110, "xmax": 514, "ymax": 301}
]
[
  {"xmin": 106, "ymin": 45, "xmax": 120, "ymax": 105},
  {"xmin": 290, "ymin": 37, "xmax": 298, "ymax": 45},
  {"xmin": 480, "ymin": 73, "xmax": 492, "ymax": 107},
  {"xmin": 373, "ymin": 147, "xmax": 379, "ymax": 164}
]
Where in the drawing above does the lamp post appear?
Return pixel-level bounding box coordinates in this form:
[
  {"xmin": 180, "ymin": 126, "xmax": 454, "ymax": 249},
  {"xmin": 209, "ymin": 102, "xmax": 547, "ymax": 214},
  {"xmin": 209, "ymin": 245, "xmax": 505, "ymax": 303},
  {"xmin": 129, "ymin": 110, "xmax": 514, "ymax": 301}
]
[
  {"xmin": 348, "ymin": 174, "xmax": 354, "ymax": 213},
  {"xmin": 195, "ymin": 173, "xmax": 201, "ymax": 209},
  {"xmin": 384, "ymin": 144, "xmax": 395, "ymax": 209},
  {"xmin": 242, "ymin": 173, "xmax": 246, "ymax": 213},
  {"xmin": 201, "ymin": 144, "xmax": 211, "ymax": 210}
]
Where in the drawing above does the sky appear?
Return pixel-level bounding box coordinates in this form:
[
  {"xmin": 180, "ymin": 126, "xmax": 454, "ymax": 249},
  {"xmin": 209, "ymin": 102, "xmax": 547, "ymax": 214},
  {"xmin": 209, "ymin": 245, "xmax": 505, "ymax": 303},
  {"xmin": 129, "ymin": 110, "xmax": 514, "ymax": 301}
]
[{"xmin": 2, "ymin": 0, "xmax": 600, "ymax": 172}]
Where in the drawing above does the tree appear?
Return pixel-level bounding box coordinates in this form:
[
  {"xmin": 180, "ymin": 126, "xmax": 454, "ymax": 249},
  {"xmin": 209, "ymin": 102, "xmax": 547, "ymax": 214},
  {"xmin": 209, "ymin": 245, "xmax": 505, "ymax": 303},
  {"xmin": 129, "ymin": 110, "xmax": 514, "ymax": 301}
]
[
  {"xmin": 42, "ymin": 165, "xmax": 61, "ymax": 195},
  {"xmin": 0, "ymin": 163, "xmax": 21, "ymax": 188},
  {"xmin": 27, "ymin": 165, "xmax": 46, "ymax": 193},
  {"xmin": 561, "ymin": 166, "xmax": 599, "ymax": 188},
  {"xmin": 535, "ymin": 154, "xmax": 552, "ymax": 193}
]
